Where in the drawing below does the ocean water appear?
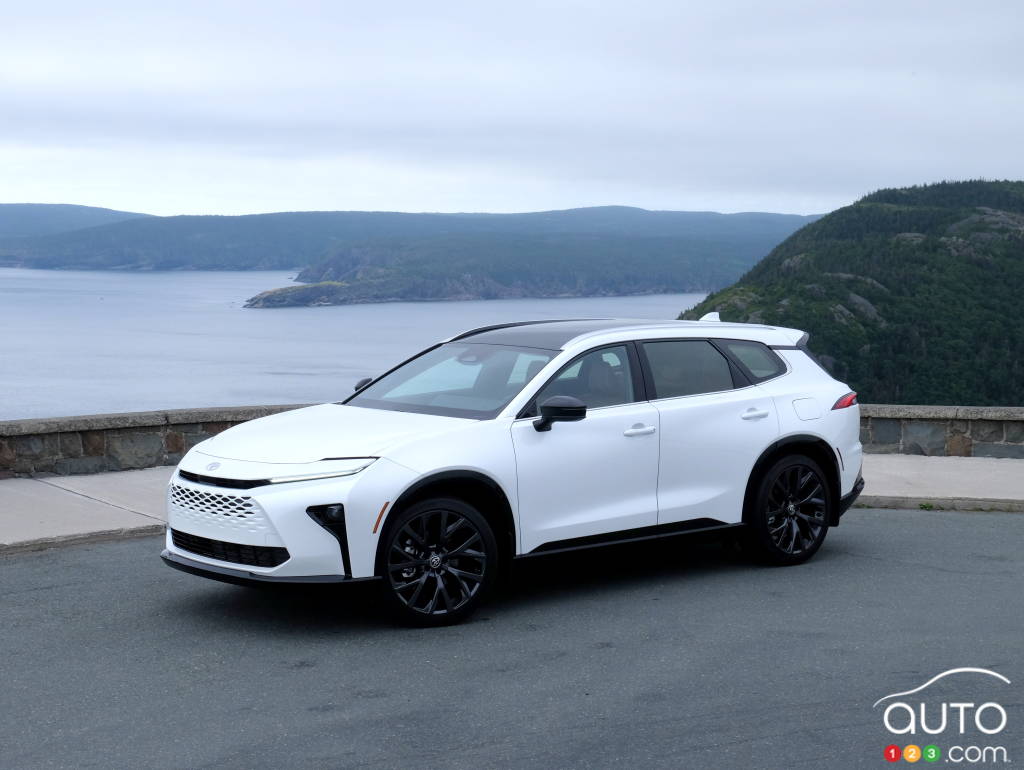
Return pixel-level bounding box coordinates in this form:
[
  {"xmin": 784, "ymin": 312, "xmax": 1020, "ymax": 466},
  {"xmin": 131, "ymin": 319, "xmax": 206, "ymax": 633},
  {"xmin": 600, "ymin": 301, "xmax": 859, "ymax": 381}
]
[{"xmin": 0, "ymin": 268, "xmax": 705, "ymax": 420}]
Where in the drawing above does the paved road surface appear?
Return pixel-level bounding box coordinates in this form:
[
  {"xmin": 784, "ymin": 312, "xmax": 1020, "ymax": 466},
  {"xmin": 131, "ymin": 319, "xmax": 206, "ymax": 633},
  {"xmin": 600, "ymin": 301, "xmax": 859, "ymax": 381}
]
[{"xmin": 1, "ymin": 509, "xmax": 1020, "ymax": 769}]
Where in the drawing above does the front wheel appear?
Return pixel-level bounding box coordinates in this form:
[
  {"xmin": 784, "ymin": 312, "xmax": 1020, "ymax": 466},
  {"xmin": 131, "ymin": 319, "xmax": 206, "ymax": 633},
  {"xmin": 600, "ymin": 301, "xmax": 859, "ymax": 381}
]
[
  {"xmin": 379, "ymin": 497, "xmax": 498, "ymax": 626},
  {"xmin": 743, "ymin": 454, "xmax": 832, "ymax": 565}
]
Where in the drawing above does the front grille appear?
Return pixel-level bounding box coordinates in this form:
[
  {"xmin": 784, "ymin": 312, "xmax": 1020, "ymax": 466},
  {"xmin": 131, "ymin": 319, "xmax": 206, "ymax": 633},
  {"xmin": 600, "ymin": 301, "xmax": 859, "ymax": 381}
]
[
  {"xmin": 171, "ymin": 529, "xmax": 289, "ymax": 567},
  {"xmin": 168, "ymin": 483, "xmax": 275, "ymax": 537},
  {"xmin": 178, "ymin": 469, "xmax": 269, "ymax": 489}
]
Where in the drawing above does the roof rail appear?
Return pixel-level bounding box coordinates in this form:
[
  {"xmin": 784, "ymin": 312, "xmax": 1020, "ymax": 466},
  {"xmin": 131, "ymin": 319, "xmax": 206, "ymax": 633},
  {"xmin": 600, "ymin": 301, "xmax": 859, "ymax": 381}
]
[{"xmin": 446, "ymin": 318, "xmax": 608, "ymax": 342}]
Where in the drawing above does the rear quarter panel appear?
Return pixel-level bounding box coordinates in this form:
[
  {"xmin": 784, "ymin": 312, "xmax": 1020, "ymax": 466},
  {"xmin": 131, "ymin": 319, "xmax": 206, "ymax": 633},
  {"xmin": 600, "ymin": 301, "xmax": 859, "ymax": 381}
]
[{"xmin": 758, "ymin": 349, "xmax": 863, "ymax": 497}]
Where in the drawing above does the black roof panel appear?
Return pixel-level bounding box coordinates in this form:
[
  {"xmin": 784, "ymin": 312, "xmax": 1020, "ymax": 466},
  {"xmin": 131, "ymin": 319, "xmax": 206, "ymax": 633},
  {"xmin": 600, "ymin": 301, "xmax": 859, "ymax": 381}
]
[{"xmin": 454, "ymin": 318, "xmax": 688, "ymax": 350}]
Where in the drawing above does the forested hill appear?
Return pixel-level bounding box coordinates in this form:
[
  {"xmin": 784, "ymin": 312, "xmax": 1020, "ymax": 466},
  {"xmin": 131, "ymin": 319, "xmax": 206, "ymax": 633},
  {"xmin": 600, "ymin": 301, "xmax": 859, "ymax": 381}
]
[
  {"xmin": 0, "ymin": 206, "xmax": 815, "ymax": 272},
  {"xmin": 682, "ymin": 181, "xmax": 1024, "ymax": 405},
  {"xmin": 245, "ymin": 230, "xmax": 775, "ymax": 307},
  {"xmin": 0, "ymin": 204, "xmax": 149, "ymax": 240}
]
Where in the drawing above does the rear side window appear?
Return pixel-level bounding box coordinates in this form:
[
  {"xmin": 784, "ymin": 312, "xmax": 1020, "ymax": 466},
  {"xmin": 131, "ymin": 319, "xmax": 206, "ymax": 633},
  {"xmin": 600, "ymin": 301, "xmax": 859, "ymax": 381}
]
[
  {"xmin": 717, "ymin": 339, "xmax": 786, "ymax": 382},
  {"xmin": 642, "ymin": 340, "xmax": 735, "ymax": 398}
]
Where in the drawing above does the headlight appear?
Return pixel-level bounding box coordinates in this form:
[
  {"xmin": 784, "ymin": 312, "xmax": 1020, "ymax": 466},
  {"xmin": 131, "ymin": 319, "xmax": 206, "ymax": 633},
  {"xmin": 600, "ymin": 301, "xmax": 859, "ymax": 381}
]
[{"xmin": 267, "ymin": 458, "xmax": 377, "ymax": 484}]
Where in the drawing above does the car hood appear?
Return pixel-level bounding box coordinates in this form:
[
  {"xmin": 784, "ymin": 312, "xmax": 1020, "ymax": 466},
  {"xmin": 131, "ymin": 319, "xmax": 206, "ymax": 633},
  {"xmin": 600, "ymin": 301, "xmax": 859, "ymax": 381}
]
[{"xmin": 194, "ymin": 403, "xmax": 474, "ymax": 465}]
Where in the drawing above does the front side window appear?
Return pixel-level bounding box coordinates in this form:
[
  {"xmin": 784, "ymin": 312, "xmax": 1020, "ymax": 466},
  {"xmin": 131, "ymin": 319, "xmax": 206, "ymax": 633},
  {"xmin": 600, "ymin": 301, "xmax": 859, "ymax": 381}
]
[
  {"xmin": 532, "ymin": 345, "xmax": 636, "ymax": 409},
  {"xmin": 642, "ymin": 340, "xmax": 735, "ymax": 398},
  {"xmin": 348, "ymin": 343, "xmax": 556, "ymax": 419}
]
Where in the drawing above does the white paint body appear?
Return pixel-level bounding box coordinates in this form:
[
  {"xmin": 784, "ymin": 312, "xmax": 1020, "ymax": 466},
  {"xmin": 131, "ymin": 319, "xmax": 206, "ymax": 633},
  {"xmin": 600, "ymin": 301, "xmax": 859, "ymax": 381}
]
[{"xmin": 164, "ymin": 320, "xmax": 863, "ymax": 580}]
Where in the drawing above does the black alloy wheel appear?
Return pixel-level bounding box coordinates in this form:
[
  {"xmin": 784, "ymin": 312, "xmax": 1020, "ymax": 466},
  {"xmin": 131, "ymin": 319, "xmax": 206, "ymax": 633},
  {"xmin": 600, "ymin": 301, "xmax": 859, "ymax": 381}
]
[
  {"xmin": 766, "ymin": 463, "xmax": 828, "ymax": 555},
  {"xmin": 381, "ymin": 497, "xmax": 497, "ymax": 625},
  {"xmin": 746, "ymin": 454, "xmax": 832, "ymax": 565}
]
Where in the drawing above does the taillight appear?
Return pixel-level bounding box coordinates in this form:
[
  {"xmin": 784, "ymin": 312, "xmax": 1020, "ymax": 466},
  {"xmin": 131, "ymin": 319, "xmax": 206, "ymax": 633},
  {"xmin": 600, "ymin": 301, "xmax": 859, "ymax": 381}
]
[{"xmin": 832, "ymin": 392, "xmax": 858, "ymax": 410}]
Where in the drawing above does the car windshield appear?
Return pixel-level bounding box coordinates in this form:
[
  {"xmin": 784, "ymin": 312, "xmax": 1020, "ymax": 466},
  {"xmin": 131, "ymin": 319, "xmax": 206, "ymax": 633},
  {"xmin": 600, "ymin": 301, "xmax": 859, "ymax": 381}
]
[{"xmin": 346, "ymin": 342, "xmax": 557, "ymax": 419}]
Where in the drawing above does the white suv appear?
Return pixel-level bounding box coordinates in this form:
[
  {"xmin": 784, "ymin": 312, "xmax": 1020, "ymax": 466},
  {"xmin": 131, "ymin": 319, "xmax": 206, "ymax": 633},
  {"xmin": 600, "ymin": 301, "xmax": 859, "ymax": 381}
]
[{"xmin": 162, "ymin": 318, "xmax": 864, "ymax": 624}]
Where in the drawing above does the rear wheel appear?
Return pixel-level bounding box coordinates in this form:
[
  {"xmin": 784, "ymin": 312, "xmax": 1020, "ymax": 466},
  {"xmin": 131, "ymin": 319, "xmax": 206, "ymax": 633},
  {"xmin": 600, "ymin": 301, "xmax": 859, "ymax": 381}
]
[
  {"xmin": 379, "ymin": 497, "xmax": 497, "ymax": 626},
  {"xmin": 744, "ymin": 454, "xmax": 832, "ymax": 565}
]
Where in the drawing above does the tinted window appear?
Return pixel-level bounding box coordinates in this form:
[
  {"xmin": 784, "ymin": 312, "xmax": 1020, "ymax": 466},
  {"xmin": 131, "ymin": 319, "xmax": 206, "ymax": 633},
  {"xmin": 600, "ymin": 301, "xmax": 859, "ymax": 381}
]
[
  {"xmin": 718, "ymin": 339, "xmax": 786, "ymax": 381},
  {"xmin": 533, "ymin": 345, "xmax": 636, "ymax": 409},
  {"xmin": 348, "ymin": 343, "xmax": 556, "ymax": 419},
  {"xmin": 643, "ymin": 340, "xmax": 734, "ymax": 398}
]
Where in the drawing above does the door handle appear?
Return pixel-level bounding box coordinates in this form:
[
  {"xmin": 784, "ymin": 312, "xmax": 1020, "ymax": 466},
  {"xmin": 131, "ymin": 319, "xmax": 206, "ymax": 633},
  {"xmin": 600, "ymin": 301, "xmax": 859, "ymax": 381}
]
[
  {"xmin": 741, "ymin": 408, "xmax": 770, "ymax": 420},
  {"xmin": 623, "ymin": 424, "xmax": 657, "ymax": 437}
]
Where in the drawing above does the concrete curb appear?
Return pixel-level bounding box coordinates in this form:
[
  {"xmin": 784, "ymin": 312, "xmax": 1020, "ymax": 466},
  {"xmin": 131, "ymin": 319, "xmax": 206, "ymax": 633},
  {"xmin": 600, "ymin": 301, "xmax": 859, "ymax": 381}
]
[
  {"xmin": 857, "ymin": 495, "xmax": 1024, "ymax": 513},
  {"xmin": 0, "ymin": 523, "xmax": 165, "ymax": 556}
]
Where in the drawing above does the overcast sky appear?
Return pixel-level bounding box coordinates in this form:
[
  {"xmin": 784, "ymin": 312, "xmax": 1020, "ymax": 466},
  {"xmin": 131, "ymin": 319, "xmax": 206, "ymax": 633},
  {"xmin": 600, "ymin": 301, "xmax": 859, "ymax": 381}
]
[{"xmin": 1, "ymin": 0, "xmax": 1021, "ymax": 216}]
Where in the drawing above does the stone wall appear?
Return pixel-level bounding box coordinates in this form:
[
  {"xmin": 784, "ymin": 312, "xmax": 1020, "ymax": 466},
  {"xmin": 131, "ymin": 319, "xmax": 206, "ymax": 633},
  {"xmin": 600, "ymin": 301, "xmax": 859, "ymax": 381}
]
[
  {"xmin": 2, "ymin": 402, "xmax": 1022, "ymax": 478},
  {"xmin": 860, "ymin": 405, "xmax": 1024, "ymax": 458},
  {"xmin": 0, "ymin": 405, "xmax": 308, "ymax": 478}
]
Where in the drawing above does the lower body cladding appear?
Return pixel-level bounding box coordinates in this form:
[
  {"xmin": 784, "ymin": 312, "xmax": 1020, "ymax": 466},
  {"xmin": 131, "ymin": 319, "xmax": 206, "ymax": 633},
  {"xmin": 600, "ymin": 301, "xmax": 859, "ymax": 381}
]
[
  {"xmin": 161, "ymin": 457, "xmax": 417, "ymax": 584},
  {"xmin": 839, "ymin": 475, "xmax": 865, "ymax": 517}
]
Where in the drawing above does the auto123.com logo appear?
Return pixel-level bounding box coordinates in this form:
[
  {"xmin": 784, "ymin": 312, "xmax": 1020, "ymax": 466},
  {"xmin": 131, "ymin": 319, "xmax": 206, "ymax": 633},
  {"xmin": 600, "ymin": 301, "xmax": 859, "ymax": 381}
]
[{"xmin": 875, "ymin": 668, "xmax": 1012, "ymax": 764}]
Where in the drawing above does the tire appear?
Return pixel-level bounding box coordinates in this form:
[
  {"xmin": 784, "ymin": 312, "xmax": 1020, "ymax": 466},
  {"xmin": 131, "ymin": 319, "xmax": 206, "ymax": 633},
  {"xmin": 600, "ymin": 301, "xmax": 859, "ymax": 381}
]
[
  {"xmin": 378, "ymin": 497, "xmax": 498, "ymax": 626},
  {"xmin": 743, "ymin": 454, "xmax": 832, "ymax": 565}
]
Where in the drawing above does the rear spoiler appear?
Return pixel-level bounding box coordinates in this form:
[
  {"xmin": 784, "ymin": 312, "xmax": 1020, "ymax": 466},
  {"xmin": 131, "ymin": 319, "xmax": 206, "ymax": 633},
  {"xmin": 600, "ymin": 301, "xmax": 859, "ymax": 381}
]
[
  {"xmin": 771, "ymin": 328, "xmax": 810, "ymax": 348},
  {"xmin": 697, "ymin": 312, "xmax": 807, "ymax": 348}
]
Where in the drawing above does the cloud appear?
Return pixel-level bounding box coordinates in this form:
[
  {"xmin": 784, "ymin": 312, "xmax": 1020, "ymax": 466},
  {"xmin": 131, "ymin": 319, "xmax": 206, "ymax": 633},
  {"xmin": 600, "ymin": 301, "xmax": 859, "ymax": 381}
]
[{"xmin": 1, "ymin": 0, "xmax": 1021, "ymax": 215}]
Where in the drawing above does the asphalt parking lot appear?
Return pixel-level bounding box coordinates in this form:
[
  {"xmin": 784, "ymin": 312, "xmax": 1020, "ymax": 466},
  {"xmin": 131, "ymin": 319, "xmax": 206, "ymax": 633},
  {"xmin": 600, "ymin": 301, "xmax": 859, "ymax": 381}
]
[{"xmin": 1, "ymin": 508, "xmax": 1020, "ymax": 769}]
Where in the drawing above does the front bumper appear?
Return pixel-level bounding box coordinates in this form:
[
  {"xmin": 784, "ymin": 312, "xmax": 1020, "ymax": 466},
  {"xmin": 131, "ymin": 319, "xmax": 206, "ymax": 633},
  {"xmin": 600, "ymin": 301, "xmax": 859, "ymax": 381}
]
[
  {"xmin": 163, "ymin": 456, "xmax": 417, "ymax": 580},
  {"xmin": 161, "ymin": 548, "xmax": 378, "ymax": 585}
]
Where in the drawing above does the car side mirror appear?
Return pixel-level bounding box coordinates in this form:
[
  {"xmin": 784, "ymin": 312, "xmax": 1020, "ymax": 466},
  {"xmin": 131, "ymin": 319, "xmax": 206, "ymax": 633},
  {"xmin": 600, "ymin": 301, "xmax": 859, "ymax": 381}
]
[
  {"xmin": 354, "ymin": 377, "xmax": 373, "ymax": 392},
  {"xmin": 533, "ymin": 396, "xmax": 586, "ymax": 432}
]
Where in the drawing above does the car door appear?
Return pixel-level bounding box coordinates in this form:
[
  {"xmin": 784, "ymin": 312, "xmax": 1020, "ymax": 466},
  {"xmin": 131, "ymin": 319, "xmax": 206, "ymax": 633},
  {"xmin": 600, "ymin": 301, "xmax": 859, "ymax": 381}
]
[
  {"xmin": 639, "ymin": 339, "xmax": 780, "ymax": 525},
  {"xmin": 511, "ymin": 343, "xmax": 660, "ymax": 553}
]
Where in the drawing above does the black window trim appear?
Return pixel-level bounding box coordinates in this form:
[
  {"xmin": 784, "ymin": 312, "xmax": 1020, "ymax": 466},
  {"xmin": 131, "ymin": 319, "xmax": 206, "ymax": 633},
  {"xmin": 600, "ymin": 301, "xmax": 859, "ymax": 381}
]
[
  {"xmin": 769, "ymin": 333, "xmax": 828, "ymax": 374},
  {"xmin": 635, "ymin": 337, "xmax": 753, "ymax": 402},
  {"xmin": 711, "ymin": 337, "xmax": 790, "ymax": 385},
  {"xmin": 516, "ymin": 340, "xmax": 648, "ymax": 419},
  {"xmin": 512, "ymin": 335, "xmax": 792, "ymax": 417}
]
